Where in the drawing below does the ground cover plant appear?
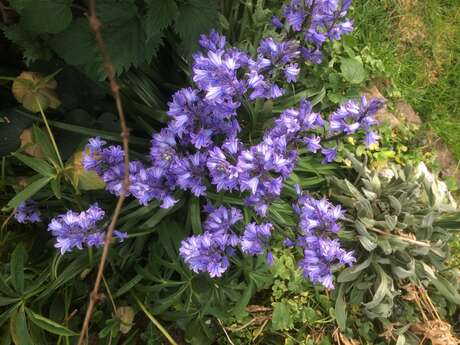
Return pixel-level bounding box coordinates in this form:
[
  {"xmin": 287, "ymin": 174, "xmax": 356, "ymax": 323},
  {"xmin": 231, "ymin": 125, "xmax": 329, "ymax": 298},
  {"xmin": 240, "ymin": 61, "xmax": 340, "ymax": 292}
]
[{"xmin": 0, "ymin": 1, "xmax": 459, "ymax": 344}]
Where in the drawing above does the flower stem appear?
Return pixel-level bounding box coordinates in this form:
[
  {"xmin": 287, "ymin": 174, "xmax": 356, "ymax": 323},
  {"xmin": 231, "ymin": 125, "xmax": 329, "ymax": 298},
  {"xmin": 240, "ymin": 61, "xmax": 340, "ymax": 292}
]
[
  {"xmin": 36, "ymin": 101, "xmax": 65, "ymax": 169},
  {"xmin": 132, "ymin": 293, "xmax": 178, "ymax": 345}
]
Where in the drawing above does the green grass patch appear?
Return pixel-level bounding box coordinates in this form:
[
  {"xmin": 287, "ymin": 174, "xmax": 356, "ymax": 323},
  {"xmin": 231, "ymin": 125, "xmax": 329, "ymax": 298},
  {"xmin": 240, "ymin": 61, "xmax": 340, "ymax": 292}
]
[{"xmin": 353, "ymin": 0, "xmax": 460, "ymax": 159}]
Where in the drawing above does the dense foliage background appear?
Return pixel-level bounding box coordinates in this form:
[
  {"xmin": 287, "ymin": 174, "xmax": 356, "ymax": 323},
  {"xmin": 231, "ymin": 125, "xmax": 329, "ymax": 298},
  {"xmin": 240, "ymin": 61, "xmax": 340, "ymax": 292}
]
[{"xmin": 0, "ymin": 0, "xmax": 459, "ymax": 344}]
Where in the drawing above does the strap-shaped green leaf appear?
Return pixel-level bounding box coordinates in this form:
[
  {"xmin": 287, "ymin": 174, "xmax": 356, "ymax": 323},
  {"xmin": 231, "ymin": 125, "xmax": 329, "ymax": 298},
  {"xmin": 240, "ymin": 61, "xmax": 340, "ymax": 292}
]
[
  {"xmin": 10, "ymin": 244, "xmax": 26, "ymax": 295},
  {"xmin": 12, "ymin": 152, "xmax": 55, "ymax": 177},
  {"xmin": 7, "ymin": 176, "xmax": 52, "ymax": 208},
  {"xmin": 26, "ymin": 308, "xmax": 77, "ymax": 337}
]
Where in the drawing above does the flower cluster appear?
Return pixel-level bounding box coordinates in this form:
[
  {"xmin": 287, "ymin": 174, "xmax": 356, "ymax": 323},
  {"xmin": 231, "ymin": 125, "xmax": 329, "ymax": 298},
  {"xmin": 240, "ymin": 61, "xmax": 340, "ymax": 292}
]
[
  {"xmin": 273, "ymin": 0, "xmax": 354, "ymax": 64},
  {"xmin": 14, "ymin": 200, "xmax": 41, "ymax": 224},
  {"xmin": 80, "ymin": 0, "xmax": 375, "ymax": 287},
  {"xmin": 47, "ymin": 204, "xmax": 127, "ymax": 254},
  {"xmin": 179, "ymin": 205, "xmax": 274, "ymax": 277},
  {"xmin": 329, "ymin": 96, "xmax": 384, "ymax": 147},
  {"xmin": 288, "ymin": 189, "xmax": 355, "ymax": 288},
  {"xmin": 179, "ymin": 206, "xmax": 242, "ymax": 277}
]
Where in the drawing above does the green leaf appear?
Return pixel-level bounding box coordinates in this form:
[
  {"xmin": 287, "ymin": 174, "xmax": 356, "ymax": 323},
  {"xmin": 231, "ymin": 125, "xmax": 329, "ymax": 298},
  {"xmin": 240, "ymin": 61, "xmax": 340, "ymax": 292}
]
[
  {"xmin": 271, "ymin": 302, "xmax": 293, "ymax": 331},
  {"xmin": 175, "ymin": 0, "xmax": 218, "ymax": 53},
  {"xmin": 145, "ymin": 0, "xmax": 178, "ymax": 34},
  {"xmin": 335, "ymin": 285, "xmax": 347, "ymax": 331},
  {"xmin": 10, "ymin": 309, "xmax": 34, "ymax": 345},
  {"xmin": 359, "ymin": 235, "xmax": 377, "ymax": 252},
  {"xmin": 50, "ymin": 18, "xmax": 97, "ymax": 66},
  {"xmin": 232, "ymin": 280, "xmax": 255, "ymax": 318},
  {"xmin": 7, "ymin": 176, "xmax": 51, "ymax": 207},
  {"xmin": 26, "ymin": 309, "xmax": 77, "ymax": 337},
  {"xmin": 12, "ymin": 152, "xmax": 55, "ymax": 177},
  {"xmin": 19, "ymin": 0, "xmax": 73, "ymax": 34},
  {"xmin": 0, "ymin": 297, "xmax": 21, "ymax": 307},
  {"xmin": 31, "ymin": 126, "xmax": 58, "ymax": 165},
  {"xmin": 340, "ymin": 57, "xmax": 366, "ymax": 84},
  {"xmin": 337, "ymin": 255, "xmax": 372, "ymax": 283},
  {"xmin": 189, "ymin": 197, "xmax": 203, "ymax": 234},
  {"xmin": 1, "ymin": 24, "xmax": 49, "ymax": 64},
  {"xmin": 114, "ymin": 275, "xmax": 143, "ymax": 298},
  {"xmin": 0, "ymin": 108, "xmax": 33, "ymax": 156},
  {"xmin": 10, "ymin": 244, "xmax": 26, "ymax": 295},
  {"xmin": 50, "ymin": 177, "xmax": 62, "ymax": 199}
]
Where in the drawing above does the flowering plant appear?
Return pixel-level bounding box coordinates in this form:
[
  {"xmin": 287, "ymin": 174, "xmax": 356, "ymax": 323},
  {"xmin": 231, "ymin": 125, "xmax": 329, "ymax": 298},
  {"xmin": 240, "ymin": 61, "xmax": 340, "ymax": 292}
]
[{"xmin": 77, "ymin": 0, "xmax": 383, "ymax": 288}]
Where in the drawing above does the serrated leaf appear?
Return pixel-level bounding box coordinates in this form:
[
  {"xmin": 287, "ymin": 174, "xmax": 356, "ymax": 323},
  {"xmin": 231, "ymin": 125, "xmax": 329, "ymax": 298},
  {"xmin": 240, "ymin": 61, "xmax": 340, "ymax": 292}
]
[
  {"xmin": 2, "ymin": 24, "xmax": 49, "ymax": 64},
  {"xmin": 19, "ymin": 0, "xmax": 72, "ymax": 34},
  {"xmin": 175, "ymin": 0, "xmax": 218, "ymax": 53},
  {"xmin": 145, "ymin": 0, "xmax": 178, "ymax": 35},
  {"xmin": 26, "ymin": 309, "xmax": 77, "ymax": 336},
  {"xmin": 12, "ymin": 152, "xmax": 55, "ymax": 177},
  {"xmin": 340, "ymin": 57, "xmax": 366, "ymax": 84},
  {"xmin": 7, "ymin": 176, "xmax": 51, "ymax": 207}
]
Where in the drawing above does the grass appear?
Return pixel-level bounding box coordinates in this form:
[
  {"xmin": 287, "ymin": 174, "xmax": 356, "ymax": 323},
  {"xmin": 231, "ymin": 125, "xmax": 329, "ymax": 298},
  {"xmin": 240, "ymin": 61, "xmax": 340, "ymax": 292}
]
[{"xmin": 352, "ymin": 0, "xmax": 460, "ymax": 160}]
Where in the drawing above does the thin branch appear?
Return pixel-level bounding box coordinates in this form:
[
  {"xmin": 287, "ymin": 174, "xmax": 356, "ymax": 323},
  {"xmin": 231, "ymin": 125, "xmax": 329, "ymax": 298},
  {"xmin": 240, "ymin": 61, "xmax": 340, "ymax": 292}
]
[
  {"xmin": 76, "ymin": 0, "xmax": 130, "ymax": 344},
  {"xmin": 217, "ymin": 318, "xmax": 236, "ymax": 345}
]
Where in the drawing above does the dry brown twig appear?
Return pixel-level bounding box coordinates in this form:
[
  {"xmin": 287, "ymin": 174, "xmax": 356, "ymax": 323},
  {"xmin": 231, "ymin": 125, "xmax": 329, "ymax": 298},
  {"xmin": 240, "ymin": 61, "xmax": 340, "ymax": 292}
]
[{"xmin": 76, "ymin": 1, "xmax": 130, "ymax": 344}]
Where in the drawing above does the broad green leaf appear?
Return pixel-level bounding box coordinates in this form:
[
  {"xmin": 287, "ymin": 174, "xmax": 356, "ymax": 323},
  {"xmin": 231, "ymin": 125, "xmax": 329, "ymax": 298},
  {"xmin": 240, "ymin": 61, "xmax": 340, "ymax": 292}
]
[
  {"xmin": 50, "ymin": 18, "xmax": 96, "ymax": 66},
  {"xmin": 26, "ymin": 309, "xmax": 77, "ymax": 337},
  {"xmin": 189, "ymin": 197, "xmax": 203, "ymax": 234},
  {"xmin": 335, "ymin": 285, "xmax": 347, "ymax": 331},
  {"xmin": 340, "ymin": 57, "xmax": 366, "ymax": 84},
  {"xmin": 12, "ymin": 152, "xmax": 54, "ymax": 177},
  {"xmin": 10, "ymin": 309, "xmax": 34, "ymax": 345},
  {"xmin": 7, "ymin": 176, "xmax": 51, "ymax": 207},
  {"xmin": 10, "ymin": 244, "xmax": 26, "ymax": 295},
  {"xmin": 271, "ymin": 302, "xmax": 293, "ymax": 331},
  {"xmin": 19, "ymin": 0, "xmax": 72, "ymax": 34}
]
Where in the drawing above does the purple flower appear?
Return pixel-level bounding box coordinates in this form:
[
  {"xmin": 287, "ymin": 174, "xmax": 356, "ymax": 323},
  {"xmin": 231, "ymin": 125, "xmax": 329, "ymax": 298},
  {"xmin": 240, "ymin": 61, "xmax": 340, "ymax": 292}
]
[
  {"xmin": 15, "ymin": 200, "xmax": 41, "ymax": 224},
  {"xmin": 305, "ymin": 135, "xmax": 322, "ymax": 153},
  {"xmin": 172, "ymin": 152, "xmax": 208, "ymax": 197},
  {"xmin": 240, "ymin": 223, "xmax": 273, "ymax": 255},
  {"xmin": 47, "ymin": 204, "xmax": 126, "ymax": 254},
  {"xmin": 207, "ymin": 143, "xmax": 240, "ymax": 191},
  {"xmin": 329, "ymin": 97, "xmax": 384, "ymax": 135},
  {"xmin": 203, "ymin": 206, "xmax": 243, "ymax": 233},
  {"xmin": 283, "ymin": 5, "xmax": 306, "ymax": 31},
  {"xmin": 321, "ymin": 147, "xmax": 337, "ymax": 163},
  {"xmin": 199, "ymin": 29, "xmax": 226, "ymax": 52},
  {"xmin": 180, "ymin": 205, "xmax": 241, "ymax": 277},
  {"xmin": 289, "ymin": 192, "xmax": 355, "ymax": 289},
  {"xmin": 284, "ymin": 63, "xmax": 300, "ymax": 83},
  {"xmin": 364, "ymin": 131, "xmax": 380, "ymax": 147},
  {"xmin": 179, "ymin": 231, "xmax": 237, "ymax": 278}
]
